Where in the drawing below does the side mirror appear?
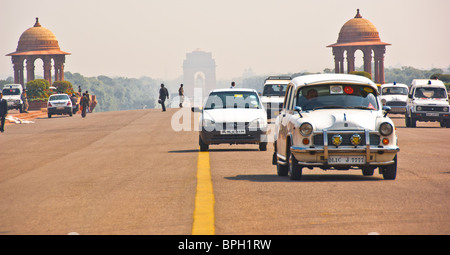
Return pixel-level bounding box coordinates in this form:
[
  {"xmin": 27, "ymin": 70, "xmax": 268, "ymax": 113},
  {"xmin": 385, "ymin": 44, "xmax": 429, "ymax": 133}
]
[
  {"xmin": 191, "ymin": 107, "xmax": 202, "ymax": 112},
  {"xmin": 294, "ymin": 106, "xmax": 303, "ymax": 118},
  {"xmin": 382, "ymin": 106, "xmax": 391, "ymax": 117}
]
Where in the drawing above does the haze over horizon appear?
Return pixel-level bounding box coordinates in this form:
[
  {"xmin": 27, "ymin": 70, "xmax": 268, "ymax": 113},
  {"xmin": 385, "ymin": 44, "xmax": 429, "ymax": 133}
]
[{"xmin": 1, "ymin": 0, "xmax": 449, "ymax": 81}]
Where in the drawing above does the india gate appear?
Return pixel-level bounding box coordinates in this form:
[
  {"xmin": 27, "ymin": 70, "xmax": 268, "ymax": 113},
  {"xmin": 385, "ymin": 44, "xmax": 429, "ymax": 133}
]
[
  {"xmin": 6, "ymin": 18, "xmax": 70, "ymax": 87},
  {"xmin": 328, "ymin": 9, "xmax": 390, "ymax": 84}
]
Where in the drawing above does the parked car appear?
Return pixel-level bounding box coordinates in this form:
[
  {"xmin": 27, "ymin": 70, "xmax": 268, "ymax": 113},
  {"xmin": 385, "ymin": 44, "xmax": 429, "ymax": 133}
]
[
  {"xmin": 405, "ymin": 79, "xmax": 450, "ymax": 128},
  {"xmin": 273, "ymin": 74, "xmax": 399, "ymax": 180},
  {"xmin": 192, "ymin": 88, "xmax": 268, "ymax": 151},
  {"xmin": 47, "ymin": 94, "xmax": 73, "ymax": 118},
  {"xmin": 2, "ymin": 84, "xmax": 24, "ymax": 112},
  {"xmin": 260, "ymin": 76, "xmax": 290, "ymax": 119},
  {"xmin": 380, "ymin": 82, "xmax": 409, "ymax": 114}
]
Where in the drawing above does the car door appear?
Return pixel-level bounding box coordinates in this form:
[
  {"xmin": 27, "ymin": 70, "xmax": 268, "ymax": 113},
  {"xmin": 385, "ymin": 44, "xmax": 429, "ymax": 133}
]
[{"xmin": 277, "ymin": 85, "xmax": 294, "ymax": 157}]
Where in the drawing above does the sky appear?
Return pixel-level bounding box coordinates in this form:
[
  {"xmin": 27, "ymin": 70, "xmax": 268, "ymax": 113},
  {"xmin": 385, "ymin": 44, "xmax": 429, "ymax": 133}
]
[{"xmin": 1, "ymin": 0, "xmax": 449, "ymax": 81}]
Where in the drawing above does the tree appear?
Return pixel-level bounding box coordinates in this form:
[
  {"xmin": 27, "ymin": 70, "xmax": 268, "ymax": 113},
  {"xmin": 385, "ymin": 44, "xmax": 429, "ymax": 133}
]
[
  {"xmin": 26, "ymin": 79, "xmax": 50, "ymax": 101},
  {"xmin": 53, "ymin": 80, "xmax": 74, "ymax": 95},
  {"xmin": 349, "ymin": 71, "xmax": 372, "ymax": 80}
]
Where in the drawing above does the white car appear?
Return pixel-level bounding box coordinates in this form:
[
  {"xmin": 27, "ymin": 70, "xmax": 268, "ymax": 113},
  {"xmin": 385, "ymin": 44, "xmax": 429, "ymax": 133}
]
[
  {"xmin": 405, "ymin": 79, "xmax": 450, "ymax": 128},
  {"xmin": 193, "ymin": 88, "xmax": 268, "ymax": 151},
  {"xmin": 2, "ymin": 84, "xmax": 24, "ymax": 112},
  {"xmin": 47, "ymin": 94, "xmax": 73, "ymax": 118},
  {"xmin": 273, "ymin": 74, "xmax": 399, "ymax": 180},
  {"xmin": 380, "ymin": 82, "xmax": 409, "ymax": 114},
  {"xmin": 260, "ymin": 76, "xmax": 290, "ymax": 119}
]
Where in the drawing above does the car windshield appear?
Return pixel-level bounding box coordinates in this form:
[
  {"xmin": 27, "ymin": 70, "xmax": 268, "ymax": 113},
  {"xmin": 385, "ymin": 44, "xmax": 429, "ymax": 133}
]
[
  {"xmin": 414, "ymin": 87, "xmax": 447, "ymax": 99},
  {"xmin": 296, "ymin": 84, "xmax": 379, "ymax": 111},
  {"xmin": 204, "ymin": 91, "xmax": 261, "ymax": 109},
  {"xmin": 2, "ymin": 88, "xmax": 21, "ymax": 95},
  {"xmin": 263, "ymin": 84, "xmax": 287, "ymax": 96},
  {"xmin": 49, "ymin": 95, "xmax": 69, "ymax": 101},
  {"xmin": 382, "ymin": 87, "xmax": 408, "ymax": 95}
]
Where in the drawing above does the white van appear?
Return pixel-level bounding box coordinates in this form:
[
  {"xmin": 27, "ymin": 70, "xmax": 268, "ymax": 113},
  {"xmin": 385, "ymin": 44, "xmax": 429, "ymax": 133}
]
[
  {"xmin": 2, "ymin": 84, "xmax": 24, "ymax": 113},
  {"xmin": 261, "ymin": 76, "xmax": 290, "ymax": 119},
  {"xmin": 405, "ymin": 79, "xmax": 450, "ymax": 127}
]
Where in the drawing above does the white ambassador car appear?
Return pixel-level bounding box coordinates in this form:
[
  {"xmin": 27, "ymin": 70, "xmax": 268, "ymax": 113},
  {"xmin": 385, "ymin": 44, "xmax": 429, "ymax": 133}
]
[
  {"xmin": 193, "ymin": 88, "xmax": 268, "ymax": 151},
  {"xmin": 273, "ymin": 74, "xmax": 399, "ymax": 180},
  {"xmin": 380, "ymin": 82, "xmax": 409, "ymax": 114}
]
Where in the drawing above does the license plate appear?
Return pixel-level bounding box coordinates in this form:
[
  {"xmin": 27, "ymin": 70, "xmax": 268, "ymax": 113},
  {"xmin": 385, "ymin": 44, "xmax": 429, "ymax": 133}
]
[
  {"xmin": 328, "ymin": 156, "xmax": 366, "ymax": 164},
  {"xmin": 57, "ymin": 107, "xmax": 65, "ymax": 110},
  {"xmin": 220, "ymin": 130, "xmax": 246, "ymax": 135},
  {"xmin": 426, "ymin": 113, "xmax": 439, "ymax": 117}
]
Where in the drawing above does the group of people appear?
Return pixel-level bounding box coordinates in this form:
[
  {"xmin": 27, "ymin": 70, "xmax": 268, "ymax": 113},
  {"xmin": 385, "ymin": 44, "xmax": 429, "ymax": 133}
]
[{"xmin": 158, "ymin": 81, "xmax": 237, "ymax": 111}]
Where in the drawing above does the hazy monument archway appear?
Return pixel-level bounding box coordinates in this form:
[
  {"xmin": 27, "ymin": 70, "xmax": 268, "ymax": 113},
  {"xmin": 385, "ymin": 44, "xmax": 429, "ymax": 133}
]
[
  {"xmin": 327, "ymin": 9, "xmax": 390, "ymax": 84},
  {"xmin": 6, "ymin": 18, "xmax": 70, "ymax": 87},
  {"xmin": 183, "ymin": 49, "xmax": 216, "ymax": 99}
]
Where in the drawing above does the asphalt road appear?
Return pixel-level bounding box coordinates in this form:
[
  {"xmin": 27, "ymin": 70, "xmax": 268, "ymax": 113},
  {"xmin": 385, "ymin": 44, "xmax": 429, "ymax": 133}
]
[{"xmin": 0, "ymin": 108, "xmax": 449, "ymax": 235}]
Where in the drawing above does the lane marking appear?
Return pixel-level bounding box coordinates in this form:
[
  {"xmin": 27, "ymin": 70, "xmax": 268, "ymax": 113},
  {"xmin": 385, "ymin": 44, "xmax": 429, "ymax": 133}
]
[{"xmin": 192, "ymin": 151, "xmax": 215, "ymax": 235}]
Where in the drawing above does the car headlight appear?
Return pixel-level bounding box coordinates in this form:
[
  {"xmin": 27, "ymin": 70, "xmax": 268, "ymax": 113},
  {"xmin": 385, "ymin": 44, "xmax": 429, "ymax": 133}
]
[
  {"xmin": 202, "ymin": 119, "xmax": 215, "ymax": 131},
  {"xmin": 299, "ymin": 122, "xmax": 313, "ymax": 136},
  {"xmin": 249, "ymin": 118, "xmax": 267, "ymax": 130},
  {"xmin": 379, "ymin": 122, "xmax": 393, "ymax": 136},
  {"xmin": 444, "ymin": 106, "xmax": 449, "ymax": 112},
  {"xmin": 416, "ymin": 106, "xmax": 422, "ymax": 111}
]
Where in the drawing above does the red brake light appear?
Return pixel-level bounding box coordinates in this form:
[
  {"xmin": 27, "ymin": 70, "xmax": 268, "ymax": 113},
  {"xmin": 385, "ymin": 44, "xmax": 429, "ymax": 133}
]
[
  {"xmin": 48, "ymin": 102, "xmax": 52, "ymax": 107},
  {"xmin": 67, "ymin": 101, "xmax": 72, "ymax": 106}
]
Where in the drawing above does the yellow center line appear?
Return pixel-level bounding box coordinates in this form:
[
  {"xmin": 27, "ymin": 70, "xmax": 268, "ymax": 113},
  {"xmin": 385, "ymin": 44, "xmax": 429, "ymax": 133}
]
[{"xmin": 192, "ymin": 151, "xmax": 215, "ymax": 235}]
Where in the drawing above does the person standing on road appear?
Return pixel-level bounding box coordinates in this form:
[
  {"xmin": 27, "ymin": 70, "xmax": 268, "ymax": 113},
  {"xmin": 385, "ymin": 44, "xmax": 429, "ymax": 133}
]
[
  {"xmin": 178, "ymin": 84, "xmax": 184, "ymax": 108},
  {"xmin": 21, "ymin": 90, "xmax": 29, "ymax": 113},
  {"xmin": 0, "ymin": 92, "xmax": 8, "ymax": 133},
  {"xmin": 85, "ymin": 91, "xmax": 91, "ymax": 113},
  {"xmin": 159, "ymin": 84, "xmax": 169, "ymax": 112},
  {"xmin": 80, "ymin": 93, "xmax": 88, "ymax": 118}
]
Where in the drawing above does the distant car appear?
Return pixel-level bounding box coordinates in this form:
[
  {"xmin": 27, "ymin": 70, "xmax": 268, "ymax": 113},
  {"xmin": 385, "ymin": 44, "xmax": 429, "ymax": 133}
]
[
  {"xmin": 273, "ymin": 74, "xmax": 399, "ymax": 180},
  {"xmin": 193, "ymin": 88, "xmax": 268, "ymax": 151},
  {"xmin": 380, "ymin": 82, "xmax": 409, "ymax": 114},
  {"xmin": 405, "ymin": 79, "xmax": 450, "ymax": 128},
  {"xmin": 260, "ymin": 76, "xmax": 290, "ymax": 119},
  {"xmin": 47, "ymin": 94, "xmax": 73, "ymax": 118},
  {"xmin": 2, "ymin": 84, "xmax": 24, "ymax": 112}
]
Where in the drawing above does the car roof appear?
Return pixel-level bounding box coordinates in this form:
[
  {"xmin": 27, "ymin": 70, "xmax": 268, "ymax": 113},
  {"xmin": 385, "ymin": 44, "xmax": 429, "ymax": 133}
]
[
  {"xmin": 411, "ymin": 79, "xmax": 445, "ymax": 87},
  {"xmin": 381, "ymin": 83, "xmax": 408, "ymax": 88},
  {"xmin": 49, "ymin": 93, "xmax": 69, "ymax": 97},
  {"xmin": 290, "ymin": 73, "xmax": 377, "ymax": 90},
  {"xmin": 210, "ymin": 88, "xmax": 257, "ymax": 93}
]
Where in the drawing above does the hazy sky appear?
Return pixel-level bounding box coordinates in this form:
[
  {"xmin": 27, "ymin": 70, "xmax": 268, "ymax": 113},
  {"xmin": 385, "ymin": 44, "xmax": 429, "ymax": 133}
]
[{"xmin": 1, "ymin": 0, "xmax": 449, "ymax": 81}]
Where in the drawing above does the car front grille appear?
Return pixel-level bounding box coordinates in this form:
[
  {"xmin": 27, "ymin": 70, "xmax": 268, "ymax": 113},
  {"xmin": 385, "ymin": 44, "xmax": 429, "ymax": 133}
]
[
  {"xmin": 386, "ymin": 101, "xmax": 406, "ymax": 107},
  {"xmin": 313, "ymin": 133, "xmax": 380, "ymax": 146}
]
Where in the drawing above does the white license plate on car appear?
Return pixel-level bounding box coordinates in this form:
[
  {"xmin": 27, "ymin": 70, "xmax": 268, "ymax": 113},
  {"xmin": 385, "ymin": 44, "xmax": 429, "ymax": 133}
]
[
  {"xmin": 426, "ymin": 113, "xmax": 439, "ymax": 117},
  {"xmin": 220, "ymin": 130, "xmax": 246, "ymax": 135},
  {"xmin": 57, "ymin": 107, "xmax": 65, "ymax": 110},
  {"xmin": 328, "ymin": 156, "xmax": 366, "ymax": 164}
]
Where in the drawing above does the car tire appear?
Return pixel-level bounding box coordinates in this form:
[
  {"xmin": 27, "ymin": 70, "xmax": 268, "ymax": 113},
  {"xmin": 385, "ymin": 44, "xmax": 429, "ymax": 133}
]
[
  {"xmin": 362, "ymin": 167, "xmax": 375, "ymax": 176},
  {"xmin": 48, "ymin": 113, "xmax": 52, "ymax": 118},
  {"xmin": 199, "ymin": 136, "xmax": 209, "ymax": 151},
  {"xmin": 405, "ymin": 114, "xmax": 411, "ymax": 127},
  {"xmin": 69, "ymin": 110, "xmax": 73, "ymax": 117},
  {"xmin": 259, "ymin": 142, "xmax": 267, "ymax": 151},
  {"xmin": 289, "ymin": 153, "xmax": 302, "ymax": 180},
  {"xmin": 381, "ymin": 155, "xmax": 397, "ymax": 180},
  {"xmin": 445, "ymin": 120, "xmax": 450, "ymax": 128}
]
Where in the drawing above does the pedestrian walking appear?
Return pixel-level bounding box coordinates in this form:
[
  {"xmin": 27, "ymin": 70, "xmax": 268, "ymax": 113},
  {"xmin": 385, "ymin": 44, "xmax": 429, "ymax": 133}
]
[
  {"xmin": 78, "ymin": 86, "xmax": 82, "ymax": 96},
  {"xmin": 85, "ymin": 91, "xmax": 91, "ymax": 113},
  {"xmin": 80, "ymin": 93, "xmax": 88, "ymax": 118},
  {"xmin": 0, "ymin": 92, "xmax": 8, "ymax": 133},
  {"xmin": 178, "ymin": 84, "xmax": 184, "ymax": 108},
  {"xmin": 21, "ymin": 90, "xmax": 29, "ymax": 113},
  {"xmin": 159, "ymin": 84, "xmax": 169, "ymax": 112}
]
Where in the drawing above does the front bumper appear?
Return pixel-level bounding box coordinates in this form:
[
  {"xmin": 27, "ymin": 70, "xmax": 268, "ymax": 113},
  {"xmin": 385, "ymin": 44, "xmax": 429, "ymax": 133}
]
[
  {"xmin": 411, "ymin": 112, "xmax": 450, "ymax": 122},
  {"xmin": 200, "ymin": 128, "xmax": 266, "ymax": 145}
]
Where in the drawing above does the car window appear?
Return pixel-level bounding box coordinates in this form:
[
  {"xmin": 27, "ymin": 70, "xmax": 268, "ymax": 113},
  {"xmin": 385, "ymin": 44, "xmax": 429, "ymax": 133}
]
[
  {"xmin": 49, "ymin": 95, "xmax": 69, "ymax": 101},
  {"xmin": 296, "ymin": 84, "xmax": 379, "ymax": 111},
  {"xmin": 262, "ymin": 84, "xmax": 287, "ymax": 96},
  {"xmin": 413, "ymin": 87, "xmax": 447, "ymax": 99},
  {"xmin": 204, "ymin": 91, "xmax": 260, "ymax": 109},
  {"xmin": 2, "ymin": 88, "xmax": 21, "ymax": 95},
  {"xmin": 382, "ymin": 87, "xmax": 408, "ymax": 95},
  {"xmin": 283, "ymin": 86, "xmax": 293, "ymax": 110}
]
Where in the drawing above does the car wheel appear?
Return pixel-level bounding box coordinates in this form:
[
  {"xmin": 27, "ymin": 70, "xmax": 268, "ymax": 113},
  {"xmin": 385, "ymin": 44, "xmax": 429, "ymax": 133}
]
[
  {"xmin": 445, "ymin": 120, "xmax": 450, "ymax": 128},
  {"xmin": 289, "ymin": 153, "xmax": 302, "ymax": 180},
  {"xmin": 199, "ymin": 136, "xmax": 209, "ymax": 151},
  {"xmin": 381, "ymin": 155, "xmax": 397, "ymax": 180},
  {"xmin": 410, "ymin": 115, "xmax": 417, "ymax": 127},
  {"xmin": 405, "ymin": 114, "xmax": 411, "ymax": 127},
  {"xmin": 259, "ymin": 142, "xmax": 267, "ymax": 151},
  {"xmin": 69, "ymin": 110, "xmax": 73, "ymax": 117},
  {"xmin": 48, "ymin": 113, "xmax": 52, "ymax": 118},
  {"xmin": 362, "ymin": 167, "xmax": 375, "ymax": 176}
]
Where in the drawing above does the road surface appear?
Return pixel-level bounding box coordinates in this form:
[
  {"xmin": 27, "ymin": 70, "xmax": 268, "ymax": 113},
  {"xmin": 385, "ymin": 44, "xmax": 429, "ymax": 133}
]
[{"xmin": 0, "ymin": 109, "xmax": 449, "ymax": 235}]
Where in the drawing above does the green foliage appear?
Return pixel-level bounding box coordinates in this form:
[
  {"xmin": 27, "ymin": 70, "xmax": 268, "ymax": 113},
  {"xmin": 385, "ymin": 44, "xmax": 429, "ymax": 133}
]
[
  {"xmin": 53, "ymin": 80, "xmax": 74, "ymax": 95},
  {"xmin": 26, "ymin": 79, "xmax": 50, "ymax": 101},
  {"xmin": 349, "ymin": 71, "xmax": 372, "ymax": 80},
  {"xmin": 384, "ymin": 66, "xmax": 444, "ymax": 85}
]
